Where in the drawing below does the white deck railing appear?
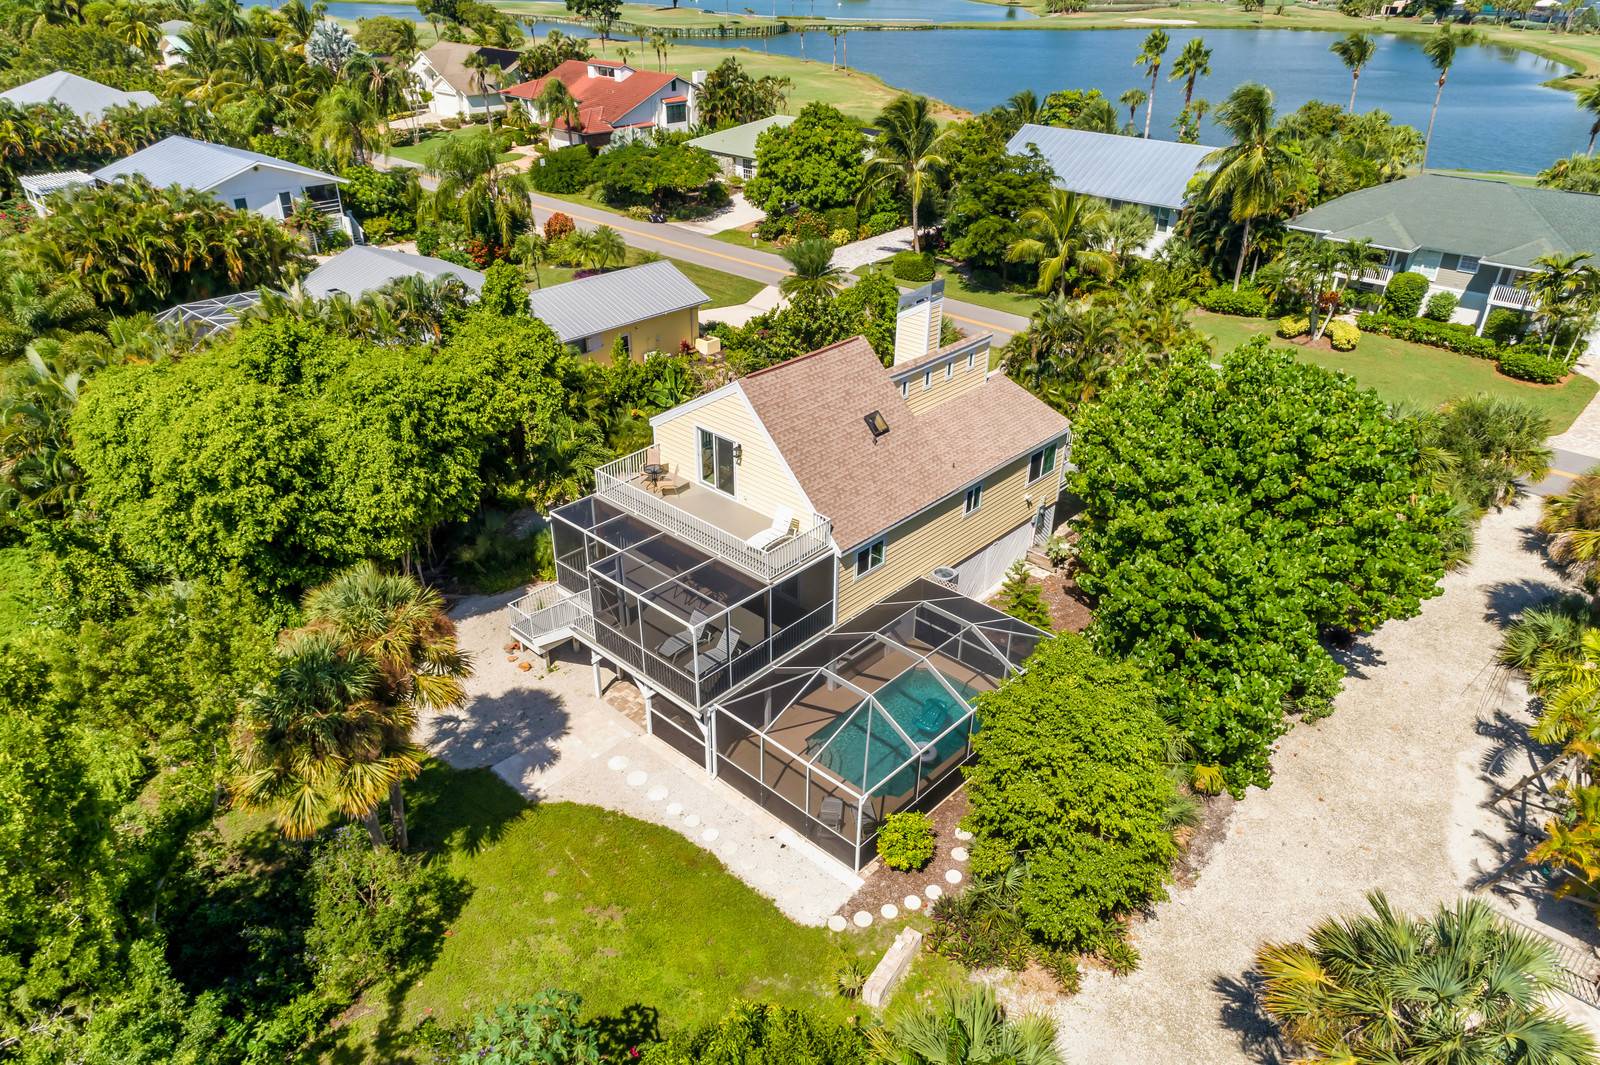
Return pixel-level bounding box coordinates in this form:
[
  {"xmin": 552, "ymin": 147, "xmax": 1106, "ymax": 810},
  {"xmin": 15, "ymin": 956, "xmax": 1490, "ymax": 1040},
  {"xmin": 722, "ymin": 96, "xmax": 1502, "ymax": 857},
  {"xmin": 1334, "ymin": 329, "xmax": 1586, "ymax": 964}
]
[
  {"xmin": 1491, "ymin": 283, "xmax": 1534, "ymax": 309},
  {"xmin": 595, "ymin": 447, "xmax": 833, "ymax": 582},
  {"xmin": 509, "ymin": 584, "xmax": 592, "ymax": 648},
  {"xmin": 1335, "ymin": 264, "xmax": 1395, "ymax": 286}
]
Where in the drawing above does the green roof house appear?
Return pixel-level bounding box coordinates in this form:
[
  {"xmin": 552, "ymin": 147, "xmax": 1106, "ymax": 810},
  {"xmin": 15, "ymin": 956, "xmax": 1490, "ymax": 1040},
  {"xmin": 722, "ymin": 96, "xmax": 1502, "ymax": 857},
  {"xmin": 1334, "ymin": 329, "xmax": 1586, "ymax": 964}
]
[
  {"xmin": 687, "ymin": 115, "xmax": 795, "ymax": 179},
  {"xmin": 1288, "ymin": 174, "xmax": 1600, "ymax": 335}
]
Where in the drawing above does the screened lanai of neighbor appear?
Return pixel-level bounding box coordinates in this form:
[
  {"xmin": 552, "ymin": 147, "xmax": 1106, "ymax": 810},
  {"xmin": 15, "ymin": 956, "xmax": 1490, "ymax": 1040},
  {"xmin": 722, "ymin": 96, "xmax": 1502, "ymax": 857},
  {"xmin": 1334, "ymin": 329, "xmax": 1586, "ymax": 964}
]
[
  {"xmin": 710, "ymin": 580, "xmax": 1045, "ymax": 868},
  {"xmin": 549, "ymin": 494, "xmax": 836, "ymax": 711}
]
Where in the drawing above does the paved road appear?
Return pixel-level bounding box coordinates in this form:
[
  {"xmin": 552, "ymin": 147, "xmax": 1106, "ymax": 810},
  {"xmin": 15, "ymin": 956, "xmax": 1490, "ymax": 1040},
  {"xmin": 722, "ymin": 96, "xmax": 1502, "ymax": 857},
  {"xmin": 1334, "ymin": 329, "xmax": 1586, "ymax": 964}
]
[{"xmin": 1530, "ymin": 446, "xmax": 1600, "ymax": 498}]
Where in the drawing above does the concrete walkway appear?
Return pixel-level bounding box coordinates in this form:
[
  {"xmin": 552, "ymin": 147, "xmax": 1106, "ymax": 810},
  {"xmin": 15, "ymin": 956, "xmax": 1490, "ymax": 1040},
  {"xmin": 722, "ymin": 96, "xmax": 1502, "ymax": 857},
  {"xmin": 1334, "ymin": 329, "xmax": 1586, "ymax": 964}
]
[
  {"xmin": 1047, "ymin": 499, "xmax": 1600, "ymax": 1062},
  {"xmin": 702, "ymin": 283, "xmax": 784, "ymax": 328},
  {"xmin": 670, "ymin": 191, "xmax": 764, "ymax": 236},
  {"xmin": 419, "ymin": 589, "xmax": 862, "ymax": 926},
  {"xmin": 830, "ymin": 226, "xmax": 914, "ymax": 271}
]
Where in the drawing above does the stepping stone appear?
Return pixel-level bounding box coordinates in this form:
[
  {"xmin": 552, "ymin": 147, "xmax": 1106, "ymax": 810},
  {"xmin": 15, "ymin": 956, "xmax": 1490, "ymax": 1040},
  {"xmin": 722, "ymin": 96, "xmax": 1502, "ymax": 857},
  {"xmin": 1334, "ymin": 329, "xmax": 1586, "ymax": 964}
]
[
  {"xmin": 954, "ymin": 828, "xmax": 973, "ymax": 841},
  {"xmin": 852, "ymin": 910, "xmax": 873, "ymax": 928},
  {"xmin": 666, "ymin": 802, "xmax": 683, "ymax": 816},
  {"xmin": 828, "ymin": 915, "xmax": 848, "ymax": 932},
  {"xmin": 606, "ymin": 756, "xmax": 629, "ymax": 772},
  {"xmin": 625, "ymin": 770, "xmax": 647, "ymax": 787},
  {"xmin": 951, "ymin": 846, "xmax": 969, "ymax": 862},
  {"xmin": 925, "ymin": 885, "xmax": 943, "ymax": 900},
  {"xmin": 880, "ymin": 903, "xmax": 899, "ymax": 920},
  {"xmin": 903, "ymin": 894, "xmax": 922, "ymax": 910},
  {"xmin": 944, "ymin": 869, "xmax": 963, "ymax": 885},
  {"xmin": 701, "ymin": 827, "xmax": 719, "ymax": 842},
  {"xmin": 684, "ymin": 813, "xmax": 701, "ymax": 828},
  {"xmin": 646, "ymin": 785, "xmax": 668, "ymax": 802}
]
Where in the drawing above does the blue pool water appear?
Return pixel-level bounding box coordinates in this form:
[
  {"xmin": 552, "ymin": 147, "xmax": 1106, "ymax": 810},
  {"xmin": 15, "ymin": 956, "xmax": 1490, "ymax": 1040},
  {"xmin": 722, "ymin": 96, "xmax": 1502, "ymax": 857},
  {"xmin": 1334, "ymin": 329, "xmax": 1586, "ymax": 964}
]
[{"xmin": 808, "ymin": 668, "xmax": 977, "ymax": 793}]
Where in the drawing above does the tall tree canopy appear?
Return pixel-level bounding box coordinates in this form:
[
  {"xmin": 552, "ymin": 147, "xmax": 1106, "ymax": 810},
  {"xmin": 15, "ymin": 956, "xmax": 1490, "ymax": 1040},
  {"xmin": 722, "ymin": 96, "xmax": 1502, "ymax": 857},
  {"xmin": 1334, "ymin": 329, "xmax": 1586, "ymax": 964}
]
[
  {"xmin": 744, "ymin": 101, "xmax": 866, "ymax": 215},
  {"xmin": 1072, "ymin": 339, "xmax": 1452, "ymax": 792}
]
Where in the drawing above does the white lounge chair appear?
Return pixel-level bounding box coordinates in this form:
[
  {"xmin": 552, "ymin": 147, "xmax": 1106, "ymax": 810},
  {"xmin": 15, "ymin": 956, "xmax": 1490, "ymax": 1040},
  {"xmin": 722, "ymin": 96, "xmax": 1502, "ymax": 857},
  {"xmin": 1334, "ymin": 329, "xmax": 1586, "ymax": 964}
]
[
  {"xmin": 745, "ymin": 505, "xmax": 796, "ymax": 551},
  {"xmin": 654, "ymin": 610, "xmax": 712, "ymax": 659},
  {"xmin": 692, "ymin": 626, "xmax": 740, "ymax": 676}
]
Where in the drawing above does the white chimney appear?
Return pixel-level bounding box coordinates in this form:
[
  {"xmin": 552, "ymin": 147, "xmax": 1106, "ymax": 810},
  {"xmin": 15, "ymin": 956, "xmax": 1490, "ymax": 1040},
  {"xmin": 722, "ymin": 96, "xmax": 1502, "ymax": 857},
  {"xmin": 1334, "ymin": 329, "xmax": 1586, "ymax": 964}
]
[
  {"xmin": 691, "ymin": 69, "xmax": 709, "ymax": 85},
  {"xmin": 893, "ymin": 279, "xmax": 944, "ymax": 367}
]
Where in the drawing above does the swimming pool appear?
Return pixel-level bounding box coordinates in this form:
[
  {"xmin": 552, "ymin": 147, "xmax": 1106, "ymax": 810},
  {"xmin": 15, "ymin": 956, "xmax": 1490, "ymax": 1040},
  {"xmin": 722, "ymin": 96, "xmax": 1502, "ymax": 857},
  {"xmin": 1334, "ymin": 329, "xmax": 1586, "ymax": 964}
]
[{"xmin": 806, "ymin": 667, "xmax": 978, "ymax": 792}]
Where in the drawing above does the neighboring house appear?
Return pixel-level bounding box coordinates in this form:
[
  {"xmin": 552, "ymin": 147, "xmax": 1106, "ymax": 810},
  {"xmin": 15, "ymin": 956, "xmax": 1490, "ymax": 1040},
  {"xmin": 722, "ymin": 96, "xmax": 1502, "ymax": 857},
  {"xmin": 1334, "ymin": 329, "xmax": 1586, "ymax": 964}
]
[
  {"xmin": 1287, "ymin": 174, "xmax": 1600, "ymax": 336},
  {"xmin": 0, "ymin": 71, "xmax": 158, "ymax": 122},
  {"xmin": 527, "ymin": 260, "xmax": 708, "ymax": 359},
  {"xmin": 88, "ymin": 135, "xmax": 361, "ymax": 240},
  {"xmin": 301, "ymin": 245, "xmax": 484, "ymax": 300},
  {"xmin": 158, "ymin": 20, "xmax": 191, "ymax": 68},
  {"xmin": 507, "ymin": 280, "xmax": 1068, "ymax": 868},
  {"xmin": 1005, "ymin": 124, "xmax": 1217, "ymax": 255},
  {"xmin": 504, "ymin": 60, "xmax": 699, "ymax": 148},
  {"xmin": 686, "ymin": 114, "xmax": 796, "ymax": 179},
  {"xmin": 407, "ymin": 41, "xmax": 520, "ymax": 120}
]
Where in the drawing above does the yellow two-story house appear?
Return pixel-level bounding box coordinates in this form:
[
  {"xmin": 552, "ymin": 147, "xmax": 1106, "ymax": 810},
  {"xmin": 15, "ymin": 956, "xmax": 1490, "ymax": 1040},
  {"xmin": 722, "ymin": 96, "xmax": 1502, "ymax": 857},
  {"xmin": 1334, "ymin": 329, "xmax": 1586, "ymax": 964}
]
[{"xmin": 511, "ymin": 280, "xmax": 1068, "ymax": 868}]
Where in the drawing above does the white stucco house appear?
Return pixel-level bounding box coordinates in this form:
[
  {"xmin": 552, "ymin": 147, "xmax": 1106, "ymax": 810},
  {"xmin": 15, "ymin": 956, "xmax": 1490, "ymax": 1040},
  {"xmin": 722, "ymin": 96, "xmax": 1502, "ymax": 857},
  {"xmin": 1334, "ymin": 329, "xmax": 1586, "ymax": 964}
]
[
  {"xmin": 504, "ymin": 60, "xmax": 700, "ymax": 148},
  {"xmin": 407, "ymin": 41, "xmax": 521, "ymax": 120},
  {"xmin": 158, "ymin": 20, "xmax": 191, "ymax": 68}
]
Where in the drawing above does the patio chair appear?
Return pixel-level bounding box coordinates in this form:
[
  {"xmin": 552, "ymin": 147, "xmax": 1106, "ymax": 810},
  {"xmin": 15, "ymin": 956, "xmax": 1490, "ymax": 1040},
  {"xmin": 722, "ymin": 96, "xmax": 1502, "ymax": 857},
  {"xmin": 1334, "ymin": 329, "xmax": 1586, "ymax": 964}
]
[
  {"xmin": 745, "ymin": 505, "xmax": 796, "ymax": 552},
  {"xmin": 818, "ymin": 795, "xmax": 845, "ymax": 832},
  {"xmin": 692, "ymin": 626, "xmax": 740, "ymax": 676},
  {"xmin": 654, "ymin": 610, "xmax": 712, "ymax": 659}
]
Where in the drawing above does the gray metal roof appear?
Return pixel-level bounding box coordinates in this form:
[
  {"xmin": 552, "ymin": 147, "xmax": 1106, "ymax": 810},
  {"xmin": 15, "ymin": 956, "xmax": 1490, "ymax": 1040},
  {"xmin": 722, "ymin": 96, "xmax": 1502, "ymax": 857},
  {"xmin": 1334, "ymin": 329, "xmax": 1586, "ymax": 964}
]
[
  {"xmin": 0, "ymin": 71, "xmax": 159, "ymax": 121},
  {"xmin": 1006, "ymin": 124, "xmax": 1217, "ymax": 210},
  {"xmin": 526, "ymin": 260, "xmax": 709, "ymax": 344},
  {"xmin": 1288, "ymin": 174, "xmax": 1600, "ymax": 270},
  {"xmin": 687, "ymin": 115, "xmax": 796, "ymax": 160},
  {"xmin": 93, "ymin": 135, "xmax": 340, "ymax": 192},
  {"xmin": 302, "ymin": 246, "xmax": 486, "ymax": 301},
  {"xmin": 19, "ymin": 170, "xmax": 93, "ymax": 195}
]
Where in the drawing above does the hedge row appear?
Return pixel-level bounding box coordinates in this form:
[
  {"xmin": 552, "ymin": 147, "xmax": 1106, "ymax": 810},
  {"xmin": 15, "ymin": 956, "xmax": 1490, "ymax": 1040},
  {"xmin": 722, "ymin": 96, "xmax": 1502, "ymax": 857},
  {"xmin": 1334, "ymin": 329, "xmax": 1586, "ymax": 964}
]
[
  {"xmin": 1355, "ymin": 312, "xmax": 1501, "ymax": 359},
  {"xmin": 1497, "ymin": 348, "xmax": 1567, "ymax": 384},
  {"xmin": 1197, "ymin": 284, "xmax": 1268, "ymax": 317}
]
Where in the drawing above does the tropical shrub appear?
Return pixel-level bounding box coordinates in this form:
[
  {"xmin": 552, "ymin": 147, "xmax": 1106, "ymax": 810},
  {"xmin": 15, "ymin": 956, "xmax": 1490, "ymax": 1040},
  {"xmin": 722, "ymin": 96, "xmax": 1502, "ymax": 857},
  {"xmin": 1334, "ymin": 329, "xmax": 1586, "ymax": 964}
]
[
  {"xmin": 1276, "ymin": 315, "xmax": 1309, "ymax": 338},
  {"xmin": 876, "ymin": 812, "xmax": 936, "ymax": 871},
  {"xmin": 640, "ymin": 1002, "xmax": 869, "ymax": 1064},
  {"xmin": 530, "ymin": 146, "xmax": 593, "ymax": 194},
  {"xmin": 963, "ymin": 632, "xmax": 1178, "ymax": 952},
  {"xmin": 1423, "ymin": 290, "xmax": 1458, "ymax": 321},
  {"xmin": 865, "ymin": 984, "xmax": 1064, "ymax": 1065},
  {"xmin": 1382, "ymin": 270, "xmax": 1429, "ymax": 318},
  {"xmin": 1409, "ymin": 395, "xmax": 1550, "ymax": 521},
  {"xmin": 1072, "ymin": 339, "xmax": 1451, "ymax": 791},
  {"xmin": 892, "ymin": 251, "xmax": 935, "ymax": 283},
  {"xmin": 1498, "ymin": 348, "xmax": 1566, "ymax": 384},
  {"xmin": 744, "ymin": 101, "xmax": 866, "ymax": 216},
  {"xmin": 1327, "ymin": 319, "xmax": 1360, "ymax": 351},
  {"xmin": 1196, "ymin": 284, "xmax": 1268, "ymax": 317},
  {"xmin": 997, "ymin": 561, "xmax": 1051, "ymax": 629},
  {"xmin": 1485, "ymin": 307, "xmax": 1529, "ymax": 346},
  {"xmin": 459, "ymin": 990, "xmax": 601, "ymax": 1064},
  {"xmin": 926, "ymin": 875, "xmax": 1035, "ymax": 972},
  {"xmin": 1356, "ymin": 312, "xmax": 1501, "ymax": 358},
  {"xmin": 543, "ymin": 212, "xmax": 576, "ymax": 242}
]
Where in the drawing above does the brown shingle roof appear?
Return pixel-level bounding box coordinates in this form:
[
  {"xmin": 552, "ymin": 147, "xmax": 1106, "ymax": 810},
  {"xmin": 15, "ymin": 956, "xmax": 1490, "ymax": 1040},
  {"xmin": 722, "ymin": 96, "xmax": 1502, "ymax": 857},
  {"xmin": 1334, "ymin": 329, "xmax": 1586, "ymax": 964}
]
[
  {"xmin": 417, "ymin": 42, "xmax": 520, "ymax": 95},
  {"xmin": 739, "ymin": 337, "xmax": 1070, "ymax": 551}
]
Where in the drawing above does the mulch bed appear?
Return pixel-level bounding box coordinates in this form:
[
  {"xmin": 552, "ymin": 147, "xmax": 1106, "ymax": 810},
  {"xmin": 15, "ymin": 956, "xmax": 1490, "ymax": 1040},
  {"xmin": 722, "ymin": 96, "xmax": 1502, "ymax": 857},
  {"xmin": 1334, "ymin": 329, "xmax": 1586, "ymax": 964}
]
[
  {"xmin": 1038, "ymin": 569, "xmax": 1093, "ymax": 634},
  {"xmin": 838, "ymin": 788, "xmax": 971, "ymax": 919}
]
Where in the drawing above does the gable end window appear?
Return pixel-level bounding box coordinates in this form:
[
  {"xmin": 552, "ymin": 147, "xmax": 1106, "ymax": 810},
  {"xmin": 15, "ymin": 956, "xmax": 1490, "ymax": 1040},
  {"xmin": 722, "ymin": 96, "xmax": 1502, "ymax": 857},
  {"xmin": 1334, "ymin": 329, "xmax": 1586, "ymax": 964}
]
[
  {"xmin": 922, "ymin": 369, "xmax": 932, "ymax": 391},
  {"xmin": 964, "ymin": 483, "xmax": 983, "ymax": 515},
  {"xmin": 1029, "ymin": 443, "xmax": 1058, "ymax": 483},
  {"xmin": 855, "ymin": 539, "xmax": 884, "ymax": 578},
  {"xmin": 665, "ymin": 101, "xmax": 687, "ymax": 124},
  {"xmin": 232, "ymin": 196, "xmax": 248, "ymax": 210}
]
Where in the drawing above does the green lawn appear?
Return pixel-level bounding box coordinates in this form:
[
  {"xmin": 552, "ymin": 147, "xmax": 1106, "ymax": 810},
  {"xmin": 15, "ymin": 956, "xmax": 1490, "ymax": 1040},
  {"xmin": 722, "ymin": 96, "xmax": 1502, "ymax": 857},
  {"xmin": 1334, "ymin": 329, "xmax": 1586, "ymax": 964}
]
[
  {"xmin": 1193, "ymin": 311, "xmax": 1599, "ymax": 432},
  {"xmin": 325, "ymin": 763, "xmax": 905, "ymax": 1062},
  {"xmin": 1430, "ymin": 168, "xmax": 1542, "ymax": 187},
  {"xmin": 711, "ymin": 226, "xmax": 786, "ymax": 256},
  {"xmin": 529, "ymin": 248, "xmax": 763, "ymax": 308},
  {"xmin": 385, "ymin": 126, "xmax": 519, "ymax": 167}
]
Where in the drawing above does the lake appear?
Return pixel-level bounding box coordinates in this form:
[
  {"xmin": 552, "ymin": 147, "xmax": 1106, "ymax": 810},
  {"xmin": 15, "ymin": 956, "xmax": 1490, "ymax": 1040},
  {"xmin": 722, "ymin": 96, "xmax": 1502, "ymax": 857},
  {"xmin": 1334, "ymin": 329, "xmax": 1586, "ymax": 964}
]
[{"xmin": 246, "ymin": 0, "xmax": 1033, "ymax": 22}]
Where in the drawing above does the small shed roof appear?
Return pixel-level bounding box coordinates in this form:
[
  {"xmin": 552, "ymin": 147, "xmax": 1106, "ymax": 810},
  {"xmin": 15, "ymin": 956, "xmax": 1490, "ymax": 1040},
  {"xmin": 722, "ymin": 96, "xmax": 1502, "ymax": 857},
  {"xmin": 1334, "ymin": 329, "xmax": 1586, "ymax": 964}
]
[
  {"xmin": 94, "ymin": 135, "xmax": 341, "ymax": 192},
  {"xmin": 20, "ymin": 170, "xmax": 93, "ymax": 196},
  {"xmin": 526, "ymin": 260, "xmax": 709, "ymax": 344},
  {"xmin": 686, "ymin": 114, "xmax": 795, "ymax": 159},
  {"xmin": 301, "ymin": 246, "xmax": 486, "ymax": 301},
  {"xmin": 1005, "ymin": 124, "xmax": 1217, "ymax": 210},
  {"xmin": 0, "ymin": 71, "xmax": 159, "ymax": 121}
]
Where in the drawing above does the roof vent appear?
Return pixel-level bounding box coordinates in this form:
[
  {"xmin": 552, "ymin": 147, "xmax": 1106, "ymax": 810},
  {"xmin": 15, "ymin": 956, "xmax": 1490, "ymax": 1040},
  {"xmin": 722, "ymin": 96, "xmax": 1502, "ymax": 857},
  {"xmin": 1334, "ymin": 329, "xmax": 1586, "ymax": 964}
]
[{"xmin": 863, "ymin": 410, "xmax": 890, "ymax": 441}]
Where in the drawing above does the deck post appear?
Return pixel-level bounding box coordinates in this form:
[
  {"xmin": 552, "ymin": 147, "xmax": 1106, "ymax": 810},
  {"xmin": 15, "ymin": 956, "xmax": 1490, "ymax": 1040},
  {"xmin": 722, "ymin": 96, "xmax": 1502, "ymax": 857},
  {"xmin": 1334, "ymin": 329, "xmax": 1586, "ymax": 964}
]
[
  {"xmin": 591, "ymin": 652, "xmax": 604, "ymax": 697},
  {"xmin": 640, "ymin": 684, "xmax": 655, "ymax": 736}
]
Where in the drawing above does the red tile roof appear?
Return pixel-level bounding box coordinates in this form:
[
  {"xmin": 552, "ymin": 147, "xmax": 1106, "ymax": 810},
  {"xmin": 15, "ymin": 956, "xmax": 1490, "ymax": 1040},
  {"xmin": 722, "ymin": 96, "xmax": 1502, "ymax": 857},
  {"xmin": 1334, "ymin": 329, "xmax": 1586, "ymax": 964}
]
[{"xmin": 503, "ymin": 61, "xmax": 680, "ymax": 133}]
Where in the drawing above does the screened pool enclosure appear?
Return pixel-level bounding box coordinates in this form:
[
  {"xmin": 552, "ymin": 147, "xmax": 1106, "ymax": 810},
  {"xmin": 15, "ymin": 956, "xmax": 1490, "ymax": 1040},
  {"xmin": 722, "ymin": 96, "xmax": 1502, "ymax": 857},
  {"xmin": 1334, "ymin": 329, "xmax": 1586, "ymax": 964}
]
[{"xmin": 708, "ymin": 581, "xmax": 1044, "ymax": 868}]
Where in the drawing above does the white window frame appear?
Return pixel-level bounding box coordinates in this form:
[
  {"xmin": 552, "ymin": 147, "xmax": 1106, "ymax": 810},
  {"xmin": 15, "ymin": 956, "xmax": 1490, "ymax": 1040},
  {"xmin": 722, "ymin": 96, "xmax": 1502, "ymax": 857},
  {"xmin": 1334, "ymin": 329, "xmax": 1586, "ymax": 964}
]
[
  {"xmin": 922, "ymin": 369, "xmax": 932, "ymax": 391},
  {"xmin": 899, "ymin": 379, "xmax": 908, "ymax": 398},
  {"xmin": 276, "ymin": 190, "xmax": 294, "ymax": 216},
  {"xmin": 854, "ymin": 538, "xmax": 885, "ymax": 579},
  {"xmin": 963, "ymin": 482, "xmax": 983, "ymax": 516},
  {"xmin": 967, "ymin": 351, "xmax": 975, "ymax": 371},
  {"xmin": 696, "ymin": 426, "xmax": 737, "ymax": 498},
  {"xmin": 945, "ymin": 360, "xmax": 953, "ymax": 380},
  {"xmin": 1458, "ymin": 254, "xmax": 1481, "ymax": 274},
  {"xmin": 232, "ymin": 196, "xmax": 248, "ymax": 210}
]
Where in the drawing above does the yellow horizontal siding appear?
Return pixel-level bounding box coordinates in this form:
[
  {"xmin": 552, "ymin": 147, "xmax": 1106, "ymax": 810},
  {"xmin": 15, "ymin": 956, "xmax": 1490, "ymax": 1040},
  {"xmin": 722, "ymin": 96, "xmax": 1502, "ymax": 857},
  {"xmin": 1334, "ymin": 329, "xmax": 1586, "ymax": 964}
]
[
  {"xmin": 836, "ymin": 446, "xmax": 1062, "ymax": 620},
  {"xmin": 581, "ymin": 308, "xmax": 699, "ymax": 363},
  {"xmin": 898, "ymin": 349, "xmax": 987, "ymax": 415},
  {"xmin": 653, "ymin": 389, "xmax": 811, "ymax": 520}
]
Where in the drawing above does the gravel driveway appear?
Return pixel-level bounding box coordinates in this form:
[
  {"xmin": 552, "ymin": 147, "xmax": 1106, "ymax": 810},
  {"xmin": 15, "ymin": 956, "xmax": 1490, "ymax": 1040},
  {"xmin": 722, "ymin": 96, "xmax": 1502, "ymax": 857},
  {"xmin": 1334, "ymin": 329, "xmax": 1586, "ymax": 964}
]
[{"xmin": 1047, "ymin": 500, "xmax": 1595, "ymax": 1062}]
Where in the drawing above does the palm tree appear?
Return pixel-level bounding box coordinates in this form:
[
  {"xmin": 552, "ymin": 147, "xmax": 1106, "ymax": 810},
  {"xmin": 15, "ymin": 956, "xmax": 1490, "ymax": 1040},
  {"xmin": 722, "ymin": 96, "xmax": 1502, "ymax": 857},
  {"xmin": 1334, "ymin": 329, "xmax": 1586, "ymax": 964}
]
[
  {"xmin": 859, "ymin": 95, "xmax": 953, "ymax": 254},
  {"xmin": 779, "ymin": 237, "xmax": 844, "ymax": 300},
  {"xmin": 648, "ymin": 31, "xmax": 669, "ymax": 71},
  {"xmin": 301, "ymin": 561, "xmax": 470, "ymax": 851},
  {"xmin": 1202, "ymin": 83, "xmax": 1305, "ymax": 290},
  {"xmin": 233, "ymin": 629, "xmax": 411, "ymax": 847},
  {"xmin": 535, "ymin": 77, "xmax": 582, "ymax": 140},
  {"xmin": 1529, "ymin": 251, "xmax": 1594, "ymax": 359},
  {"xmin": 1006, "ymin": 189, "xmax": 1114, "ymax": 296},
  {"xmin": 1119, "ymin": 87, "xmax": 1147, "ymax": 131},
  {"xmin": 1006, "ymin": 88, "xmax": 1041, "ymax": 128},
  {"xmin": 427, "ymin": 129, "xmax": 529, "ymax": 250},
  {"xmin": 1258, "ymin": 891, "xmax": 1597, "ymax": 1064},
  {"xmin": 1169, "ymin": 37, "xmax": 1211, "ymax": 107},
  {"xmin": 1541, "ymin": 469, "xmax": 1600, "ymax": 594},
  {"xmin": 312, "ymin": 85, "xmax": 382, "ymax": 166},
  {"xmin": 867, "ymin": 984, "xmax": 1064, "ymax": 1065},
  {"xmin": 1330, "ymin": 32, "xmax": 1376, "ymax": 113},
  {"xmin": 1133, "ymin": 28, "xmax": 1169, "ymax": 138},
  {"xmin": 463, "ymin": 50, "xmax": 504, "ymax": 130},
  {"xmin": 511, "ymin": 229, "xmax": 549, "ymax": 288},
  {"xmin": 1579, "ymin": 82, "xmax": 1600, "ymax": 156},
  {"xmin": 1421, "ymin": 25, "xmax": 1479, "ymax": 170}
]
